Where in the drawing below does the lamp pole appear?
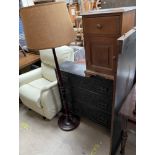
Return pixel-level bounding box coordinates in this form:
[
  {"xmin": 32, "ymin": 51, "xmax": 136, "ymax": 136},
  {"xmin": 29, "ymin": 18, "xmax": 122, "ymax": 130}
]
[{"xmin": 52, "ymin": 48, "xmax": 80, "ymax": 131}]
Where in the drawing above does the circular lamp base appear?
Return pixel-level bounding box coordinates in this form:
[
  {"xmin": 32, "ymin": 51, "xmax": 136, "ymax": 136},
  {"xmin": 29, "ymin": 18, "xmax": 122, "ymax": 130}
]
[{"xmin": 58, "ymin": 114, "xmax": 80, "ymax": 131}]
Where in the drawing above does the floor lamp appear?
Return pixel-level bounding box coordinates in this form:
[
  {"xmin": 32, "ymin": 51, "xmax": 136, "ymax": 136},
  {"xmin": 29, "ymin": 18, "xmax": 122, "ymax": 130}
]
[{"xmin": 20, "ymin": 2, "xmax": 80, "ymax": 131}]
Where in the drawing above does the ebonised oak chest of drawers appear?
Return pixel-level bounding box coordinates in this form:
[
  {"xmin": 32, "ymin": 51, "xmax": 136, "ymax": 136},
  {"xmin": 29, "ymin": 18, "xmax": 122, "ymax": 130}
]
[
  {"xmin": 82, "ymin": 7, "xmax": 136, "ymax": 80},
  {"xmin": 60, "ymin": 61, "xmax": 113, "ymax": 128}
]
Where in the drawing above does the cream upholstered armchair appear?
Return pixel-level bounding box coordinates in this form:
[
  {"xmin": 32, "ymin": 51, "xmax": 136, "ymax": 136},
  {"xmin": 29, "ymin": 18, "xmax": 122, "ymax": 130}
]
[{"xmin": 19, "ymin": 46, "xmax": 74, "ymax": 119}]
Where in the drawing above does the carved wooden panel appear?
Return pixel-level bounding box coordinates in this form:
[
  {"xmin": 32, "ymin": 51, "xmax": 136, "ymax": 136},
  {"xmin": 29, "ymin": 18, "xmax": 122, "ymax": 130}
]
[{"xmin": 85, "ymin": 36, "xmax": 116, "ymax": 76}]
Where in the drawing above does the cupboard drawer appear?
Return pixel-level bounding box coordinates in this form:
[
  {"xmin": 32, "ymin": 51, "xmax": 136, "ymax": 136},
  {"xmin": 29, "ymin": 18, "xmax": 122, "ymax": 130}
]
[{"xmin": 83, "ymin": 16, "xmax": 120, "ymax": 35}]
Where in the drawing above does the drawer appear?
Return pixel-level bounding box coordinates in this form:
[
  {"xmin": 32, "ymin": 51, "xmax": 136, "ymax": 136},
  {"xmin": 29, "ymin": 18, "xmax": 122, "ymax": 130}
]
[{"xmin": 83, "ymin": 16, "xmax": 120, "ymax": 35}]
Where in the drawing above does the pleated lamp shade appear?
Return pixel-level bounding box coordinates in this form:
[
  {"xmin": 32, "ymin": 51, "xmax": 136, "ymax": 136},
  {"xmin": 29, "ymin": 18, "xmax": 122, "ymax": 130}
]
[{"xmin": 20, "ymin": 2, "xmax": 75, "ymax": 50}]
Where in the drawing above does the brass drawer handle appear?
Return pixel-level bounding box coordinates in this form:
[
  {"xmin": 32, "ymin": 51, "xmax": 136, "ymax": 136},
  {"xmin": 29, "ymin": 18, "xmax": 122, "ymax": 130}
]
[{"xmin": 96, "ymin": 24, "xmax": 103, "ymax": 29}]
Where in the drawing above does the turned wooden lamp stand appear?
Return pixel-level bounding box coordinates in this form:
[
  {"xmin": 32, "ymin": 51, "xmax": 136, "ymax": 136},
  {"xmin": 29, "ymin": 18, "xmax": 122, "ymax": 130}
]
[{"xmin": 20, "ymin": 2, "xmax": 80, "ymax": 131}]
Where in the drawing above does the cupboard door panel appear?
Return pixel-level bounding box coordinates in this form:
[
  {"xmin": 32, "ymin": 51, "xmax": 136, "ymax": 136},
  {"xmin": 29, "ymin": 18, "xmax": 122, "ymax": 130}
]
[{"xmin": 85, "ymin": 36, "xmax": 116, "ymax": 75}]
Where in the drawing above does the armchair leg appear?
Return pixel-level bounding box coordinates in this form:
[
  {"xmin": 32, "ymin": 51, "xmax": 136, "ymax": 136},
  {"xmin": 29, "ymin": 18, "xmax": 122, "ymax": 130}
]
[
  {"xmin": 43, "ymin": 116, "xmax": 47, "ymax": 120},
  {"xmin": 19, "ymin": 98, "xmax": 23, "ymax": 104}
]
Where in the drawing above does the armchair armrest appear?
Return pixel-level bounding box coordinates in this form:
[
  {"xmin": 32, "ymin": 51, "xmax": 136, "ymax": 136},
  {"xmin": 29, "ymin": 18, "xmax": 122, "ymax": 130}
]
[
  {"xmin": 19, "ymin": 68, "xmax": 42, "ymax": 87},
  {"xmin": 40, "ymin": 81, "xmax": 58, "ymax": 93}
]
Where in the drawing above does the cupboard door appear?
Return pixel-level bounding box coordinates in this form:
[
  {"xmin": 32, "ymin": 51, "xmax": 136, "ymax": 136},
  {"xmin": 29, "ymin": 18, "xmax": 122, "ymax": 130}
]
[{"xmin": 85, "ymin": 36, "xmax": 116, "ymax": 76}]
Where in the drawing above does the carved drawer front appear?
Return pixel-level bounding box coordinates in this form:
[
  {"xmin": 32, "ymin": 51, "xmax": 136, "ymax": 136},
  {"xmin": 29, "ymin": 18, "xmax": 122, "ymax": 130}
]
[{"xmin": 83, "ymin": 16, "xmax": 120, "ymax": 35}]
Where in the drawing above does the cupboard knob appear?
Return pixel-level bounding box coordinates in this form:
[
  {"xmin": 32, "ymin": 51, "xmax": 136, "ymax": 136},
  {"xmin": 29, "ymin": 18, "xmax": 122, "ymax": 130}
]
[
  {"xmin": 113, "ymin": 56, "xmax": 116, "ymax": 60},
  {"xmin": 96, "ymin": 24, "xmax": 103, "ymax": 29}
]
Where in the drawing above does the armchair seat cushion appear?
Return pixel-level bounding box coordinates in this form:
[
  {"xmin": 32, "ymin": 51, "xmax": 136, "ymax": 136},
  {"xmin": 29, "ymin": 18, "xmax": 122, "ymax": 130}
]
[{"xmin": 19, "ymin": 78, "xmax": 51, "ymax": 108}]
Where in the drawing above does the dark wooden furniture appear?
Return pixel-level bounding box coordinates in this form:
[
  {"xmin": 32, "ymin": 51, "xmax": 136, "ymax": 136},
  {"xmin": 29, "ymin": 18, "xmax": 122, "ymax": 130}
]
[
  {"xmin": 82, "ymin": 6, "xmax": 136, "ymax": 80},
  {"xmin": 60, "ymin": 61, "xmax": 113, "ymax": 129},
  {"xmin": 119, "ymin": 84, "xmax": 136, "ymax": 155},
  {"xmin": 19, "ymin": 52, "xmax": 40, "ymax": 70},
  {"xmin": 110, "ymin": 28, "xmax": 136, "ymax": 155}
]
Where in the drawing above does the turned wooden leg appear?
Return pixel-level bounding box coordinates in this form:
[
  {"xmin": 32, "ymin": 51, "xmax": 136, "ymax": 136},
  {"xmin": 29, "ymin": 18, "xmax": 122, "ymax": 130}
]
[{"xmin": 120, "ymin": 117, "xmax": 128, "ymax": 155}]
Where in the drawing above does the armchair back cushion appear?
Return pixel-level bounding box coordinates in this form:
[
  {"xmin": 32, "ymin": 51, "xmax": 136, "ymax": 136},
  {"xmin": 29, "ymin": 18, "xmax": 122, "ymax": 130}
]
[
  {"xmin": 41, "ymin": 63, "xmax": 57, "ymax": 82},
  {"xmin": 40, "ymin": 46, "xmax": 74, "ymax": 81},
  {"xmin": 39, "ymin": 46, "xmax": 74, "ymax": 67}
]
